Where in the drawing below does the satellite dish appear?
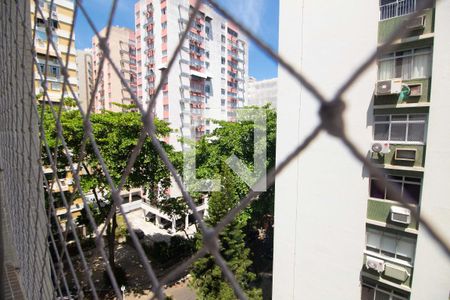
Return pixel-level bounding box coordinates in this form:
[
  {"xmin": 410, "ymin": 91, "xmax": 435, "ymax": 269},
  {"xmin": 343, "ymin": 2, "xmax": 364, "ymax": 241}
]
[{"xmin": 371, "ymin": 143, "xmax": 383, "ymax": 153}]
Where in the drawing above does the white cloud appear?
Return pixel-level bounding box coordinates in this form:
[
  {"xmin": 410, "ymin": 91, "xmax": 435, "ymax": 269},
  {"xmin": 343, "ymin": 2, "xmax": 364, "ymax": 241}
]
[{"xmin": 220, "ymin": 0, "xmax": 265, "ymax": 34}]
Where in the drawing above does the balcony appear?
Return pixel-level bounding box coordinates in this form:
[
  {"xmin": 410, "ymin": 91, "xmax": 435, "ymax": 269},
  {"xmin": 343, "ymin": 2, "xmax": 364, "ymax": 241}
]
[
  {"xmin": 367, "ymin": 199, "xmax": 418, "ymax": 230},
  {"xmin": 370, "ymin": 144, "xmax": 425, "ymax": 169},
  {"xmin": 378, "ymin": 5, "xmax": 434, "ymax": 44},
  {"xmin": 374, "ymin": 78, "xmax": 431, "ymax": 107},
  {"xmin": 379, "ymin": 0, "xmax": 416, "ymax": 20}
]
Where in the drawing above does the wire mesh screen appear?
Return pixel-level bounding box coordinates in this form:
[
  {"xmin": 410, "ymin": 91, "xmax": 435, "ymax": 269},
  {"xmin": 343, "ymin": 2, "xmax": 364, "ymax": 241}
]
[
  {"xmin": 0, "ymin": 1, "xmax": 53, "ymax": 299},
  {"xmin": 0, "ymin": 0, "xmax": 449, "ymax": 299}
]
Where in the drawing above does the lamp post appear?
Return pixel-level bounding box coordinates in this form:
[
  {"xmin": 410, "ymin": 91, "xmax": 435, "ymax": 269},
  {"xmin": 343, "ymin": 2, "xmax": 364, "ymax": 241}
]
[{"xmin": 121, "ymin": 285, "xmax": 125, "ymax": 299}]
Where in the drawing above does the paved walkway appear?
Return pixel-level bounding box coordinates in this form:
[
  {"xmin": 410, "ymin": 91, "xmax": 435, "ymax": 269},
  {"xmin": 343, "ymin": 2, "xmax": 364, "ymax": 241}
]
[{"xmin": 123, "ymin": 281, "xmax": 196, "ymax": 300}]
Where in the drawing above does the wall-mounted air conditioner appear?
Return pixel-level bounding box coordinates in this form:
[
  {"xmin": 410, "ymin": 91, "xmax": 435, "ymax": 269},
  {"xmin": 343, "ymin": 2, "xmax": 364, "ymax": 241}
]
[
  {"xmin": 366, "ymin": 256, "xmax": 385, "ymax": 273},
  {"xmin": 406, "ymin": 83, "xmax": 423, "ymax": 96},
  {"xmin": 384, "ymin": 263, "xmax": 410, "ymax": 282},
  {"xmin": 394, "ymin": 148, "xmax": 417, "ymax": 162},
  {"xmin": 372, "ymin": 142, "xmax": 390, "ymax": 154},
  {"xmin": 375, "ymin": 79, "xmax": 402, "ymax": 96},
  {"xmin": 390, "ymin": 206, "xmax": 411, "ymax": 225},
  {"xmin": 407, "ymin": 15, "xmax": 426, "ymax": 30}
]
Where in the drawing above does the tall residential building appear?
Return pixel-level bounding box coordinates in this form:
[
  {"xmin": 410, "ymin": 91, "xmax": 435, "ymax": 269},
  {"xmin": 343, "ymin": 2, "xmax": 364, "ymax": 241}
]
[
  {"xmin": 134, "ymin": 0, "xmax": 248, "ymax": 149},
  {"xmin": 92, "ymin": 26, "xmax": 137, "ymax": 112},
  {"xmin": 273, "ymin": 0, "xmax": 450, "ymax": 299},
  {"xmin": 246, "ymin": 77, "xmax": 277, "ymax": 107},
  {"xmin": 76, "ymin": 49, "xmax": 93, "ymax": 112},
  {"xmin": 31, "ymin": 0, "xmax": 79, "ymax": 102}
]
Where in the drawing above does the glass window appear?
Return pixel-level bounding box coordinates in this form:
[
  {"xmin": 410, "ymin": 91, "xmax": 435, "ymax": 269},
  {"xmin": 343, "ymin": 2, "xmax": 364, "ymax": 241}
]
[
  {"xmin": 373, "ymin": 114, "xmax": 427, "ymax": 143},
  {"xmin": 369, "ymin": 174, "xmax": 421, "ymax": 204},
  {"xmin": 377, "ymin": 48, "xmax": 432, "ymax": 80},
  {"xmin": 366, "ymin": 228, "xmax": 416, "ymax": 263},
  {"xmin": 380, "ymin": 233, "xmax": 397, "ymax": 256},
  {"xmin": 374, "ymin": 123, "xmax": 389, "ymax": 141}
]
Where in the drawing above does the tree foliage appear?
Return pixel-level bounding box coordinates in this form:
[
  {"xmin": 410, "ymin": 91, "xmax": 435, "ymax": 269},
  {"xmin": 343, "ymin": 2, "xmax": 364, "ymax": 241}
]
[
  {"xmin": 190, "ymin": 167, "xmax": 262, "ymax": 300},
  {"xmin": 39, "ymin": 104, "xmax": 174, "ymax": 268}
]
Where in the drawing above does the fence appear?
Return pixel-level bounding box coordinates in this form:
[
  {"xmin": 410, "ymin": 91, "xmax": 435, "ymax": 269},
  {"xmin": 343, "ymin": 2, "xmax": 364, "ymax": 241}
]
[{"xmin": 0, "ymin": 0, "xmax": 449, "ymax": 299}]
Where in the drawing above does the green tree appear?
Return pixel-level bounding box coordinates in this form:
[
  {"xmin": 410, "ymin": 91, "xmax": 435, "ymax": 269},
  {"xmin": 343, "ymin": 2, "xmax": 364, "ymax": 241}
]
[
  {"xmin": 195, "ymin": 105, "xmax": 277, "ymax": 270},
  {"xmin": 190, "ymin": 166, "xmax": 262, "ymax": 300},
  {"xmin": 39, "ymin": 105, "xmax": 174, "ymax": 270}
]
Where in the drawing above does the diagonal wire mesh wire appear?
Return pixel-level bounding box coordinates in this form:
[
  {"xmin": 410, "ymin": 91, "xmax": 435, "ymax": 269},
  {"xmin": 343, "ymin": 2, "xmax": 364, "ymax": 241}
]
[{"xmin": 1, "ymin": 0, "xmax": 449, "ymax": 299}]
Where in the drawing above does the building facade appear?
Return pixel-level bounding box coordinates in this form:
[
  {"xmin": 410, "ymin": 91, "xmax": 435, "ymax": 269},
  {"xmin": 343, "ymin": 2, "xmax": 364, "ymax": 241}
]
[
  {"xmin": 76, "ymin": 49, "xmax": 93, "ymax": 112},
  {"xmin": 246, "ymin": 77, "xmax": 277, "ymax": 108},
  {"xmin": 134, "ymin": 0, "xmax": 248, "ymax": 149},
  {"xmin": 273, "ymin": 0, "xmax": 449, "ymax": 299},
  {"xmin": 31, "ymin": 0, "xmax": 79, "ymax": 102},
  {"xmin": 92, "ymin": 26, "xmax": 137, "ymax": 112},
  {"xmin": 362, "ymin": 1, "xmax": 450, "ymax": 299}
]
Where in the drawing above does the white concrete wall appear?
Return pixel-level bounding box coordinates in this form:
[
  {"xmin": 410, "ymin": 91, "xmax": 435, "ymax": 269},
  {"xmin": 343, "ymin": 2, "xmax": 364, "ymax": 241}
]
[
  {"xmin": 410, "ymin": 1, "xmax": 450, "ymax": 299},
  {"xmin": 272, "ymin": 0, "xmax": 377, "ymax": 299}
]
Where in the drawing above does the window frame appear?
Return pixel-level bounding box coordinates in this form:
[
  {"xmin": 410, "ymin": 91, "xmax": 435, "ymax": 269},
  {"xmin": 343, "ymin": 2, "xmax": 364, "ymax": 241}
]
[
  {"xmin": 377, "ymin": 47, "xmax": 432, "ymax": 80},
  {"xmin": 362, "ymin": 280, "xmax": 409, "ymax": 300},
  {"xmin": 366, "ymin": 228, "xmax": 416, "ymax": 264},
  {"xmin": 373, "ymin": 113, "xmax": 427, "ymax": 144},
  {"xmin": 369, "ymin": 174, "xmax": 422, "ymax": 204}
]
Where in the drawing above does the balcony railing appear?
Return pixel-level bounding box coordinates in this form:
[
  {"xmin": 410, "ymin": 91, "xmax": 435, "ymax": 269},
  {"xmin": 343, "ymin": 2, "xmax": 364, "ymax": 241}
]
[{"xmin": 380, "ymin": 0, "xmax": 416, "ymax": 20}]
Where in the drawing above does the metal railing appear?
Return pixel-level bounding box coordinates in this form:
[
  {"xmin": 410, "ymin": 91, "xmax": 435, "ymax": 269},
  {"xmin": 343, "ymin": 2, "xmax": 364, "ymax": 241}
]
[
  {"xmin": 0, "ymin": 0, "xmax": 449, "ymax": 299},
  {"xmin": 380, "ymin": 0, "xmax": 417, "ymax": 20}
]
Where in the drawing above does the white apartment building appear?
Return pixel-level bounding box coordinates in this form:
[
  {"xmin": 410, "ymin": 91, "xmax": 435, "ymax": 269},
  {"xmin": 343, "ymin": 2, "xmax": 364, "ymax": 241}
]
[
  {"xmin": 273, "ymin": 0, "xmax": 450, "ymax": 299},
  {"xmin": 134, "ymin": 0, "xmax": 248, "ymax": 149},
  {"xmin": 76, "ymin": 49, "xmax": 93, "ymax": 112},
  {"xmin": 246, "ymin": 77, "xmax": 277, "ymax": 108},
  {"xmin": 31, "ymin": 0, "xmax": 79, "ymax": 102}
]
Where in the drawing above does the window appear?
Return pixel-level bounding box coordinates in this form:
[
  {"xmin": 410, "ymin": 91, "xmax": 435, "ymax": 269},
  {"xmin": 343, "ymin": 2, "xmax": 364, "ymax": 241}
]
[
  {"xmin": 221, "ymin": 67, "xmax": 225, "ymax": 74},
  {"xmin": 361, "ymin": 280, "xmax": 409, "ymax": 300},
  {"xmin": 162, "ymin": 50, "xmax": 167, "ymax": 56},
  {"xmin": 374, "ymin": 114, "xmax": 426, "ymax": 143},
  {"xmin": 221, "ymin": 89, "xmax": 225, "ymax": 95},
  {"xmin": 221, "ymin": 23, "xmax": 225, "ymax": 30},
  {"xmin": 161, "ymin": 22, "xmax": 167, "ymax": 29},
  {"xmin": 366, "ymin": 228, "xmax": 416, "ymax": 263},
  {"xmin": 221, "ymin": 57, "xmax": 225, "ymax": 64},
  {"xmin": 161, "ymin": 8, "xmax": 166, "ymax": 15},
  {"xmin": 163, "ymin": 104, "xmax": 169, "ymax": 111},
  {"xmin": 221, "ymin": 46, "xmax": 225, "ymax": 53},
  {"xmin": 205, "ymin": 62, "xmax": 210, "ymax": 69},
  {"xmin": 221, "ymin": 35, "xmax": 226, "ymax": 43},
  {"xmin": 370, "ymin": 174, "xmax": 421, "ymax": 204},
  {"xmin": 221, "ymin": 99, "xmax": 225, "ymax": 106},
  {"xmin": 378, "ymin": 48, "xmax": 432, "ymax": 80},
  {"xmin": 51, "ymin": 82, "xmax": 61, "ymax": 91},
  {"xmin": 162, "ymin": 36, "xmax": 167, "ymax": 43}
]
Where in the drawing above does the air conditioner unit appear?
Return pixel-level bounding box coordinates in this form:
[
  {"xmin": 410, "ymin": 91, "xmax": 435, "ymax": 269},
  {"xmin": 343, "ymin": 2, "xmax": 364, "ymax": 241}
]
[
  {"xmin": 408, "ymin": 15, "xmax": 426, "ymax": 30},
  {"xmin": 384, "ymin": 263, "xmax": 410, "ymax": 282},
  {"xmin": 371, "ymin": 142, "xmax": 391, "ymax": 154},
  {"xmin": 394, "ymin": 148, "xmax": 417, "ymax": 162},
  {"xmin": 406, "ymin": 83, "xmax": 423, "ymax": 96},
  {"xmin": 366, "ymin": 256, "xmax": 385, "ymax": 273},
  {"xmin": 390, "ymin": 206, "xmax": 411, "ymax": 225},
  {"xmin": 375, "ymin": 79, "xmax": 402, "ymax": 95}
]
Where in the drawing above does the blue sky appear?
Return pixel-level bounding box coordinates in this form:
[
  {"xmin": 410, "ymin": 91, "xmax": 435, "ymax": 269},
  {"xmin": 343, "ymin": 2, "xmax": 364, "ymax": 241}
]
[{"xmin": 74, "ymin": 0, "xmax": 279, "ymax": 80}]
